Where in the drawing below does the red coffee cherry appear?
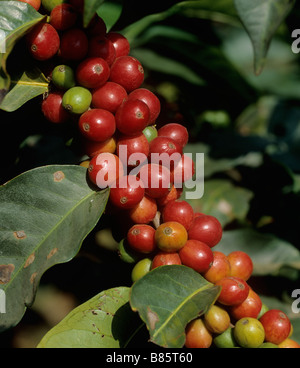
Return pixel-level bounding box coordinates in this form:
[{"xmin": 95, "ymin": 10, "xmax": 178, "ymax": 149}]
[
  {"xmin": 128, "ymin": 88, "xmax": 161, "ymax": 125},
  {"xmin": 76, "ymin": 57, "xmax": 110, "ymax": 89},
  {"xmin": 109, "ymin": 175, "xmax": 145, "ymax": 210},
  {"xmin": 92, "ymin": 81, "xmax": 127, "ymax": 113},
  {"xmin": 179, "ymin": 239, "xmax": 214, "ymax": 274},
  {"xmin": 227, "ymin": 251, "xmax": 254, "ymax": 281},
  {"xmin": 106, "ymin": 32, "xmax": 130, "ymax": 58},
  {"xmin": 86, "ymin": 15, "xmax": 107, "ymax": 37},
  {"xmin": 161, "ymin": 199, "xmax": 194, "ymax": 231},
  {"xmin": 151, "ymin": 251, "xmax": 182, "ymax": 269},
  {"xmin": 26, "ymin": 22, "xmax": 60, "ymax": 61},
  {"xmin": 116, "ymin": 133, "xmax": 149, "ymax": 167},
  {"xmin": 129, "ymin": 195, "xmax": 157, "ymax": 224},
  {"xmin": 259, "ymin": 309, "xmax": 291, "ymax": 345},
  {"xmin": 188, "ymin": 214, "xmax": 223, "ymax": 248},
  {"xmin": 109, "ymin": 56, "xmax": 144, "ymax": 92},
  {"xmin": 127, "ymin": 224, "xmax": 156, "ymax": 254},
  {"xmin": 88, "ymin": 152, "xmax": 124, "ymax": 188},
  {"xmin": 115, "ymin": 99, "xmax": 150, "ymax": 135},
  {"xmin": 50, "ymin": 4, "xmax": 78, "ymax": 31},
  {"xmin": 138, "ymin": 163, "xmax": 172, "ymax": 199},
  {"xmin": 171, "ymin": 154, "xmax": 195, "ymax": 186},
  {"xmin": 88, "ymin": 36, "xmax": 116, "ymax": 66},
  {"xmin": 59, "ymin": 28, "xmax": 88, "ymax": 61},
  {"xmin": 149, "ymin": 136, "xmax": 183, "ymax": 169},
  {"xmin": 215, "ymin": 276, "xmax": 250, "ymax": 306},
  {"xmin": 42, "ymin": 91, "xmax": 70, "ymax": 124},
  {"xmin": 78, "ymin": 109, "xmax": 116, "ymax": 142},
  {"xmin": 229, "ymin": 288, "xmax": 262, "ymax": 321},
  {"xmin": 158, "ymin": 123, "xmax": 189, "ymax": 148}
]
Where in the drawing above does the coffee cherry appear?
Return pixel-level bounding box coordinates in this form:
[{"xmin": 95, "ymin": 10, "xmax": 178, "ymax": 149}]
[
  {"xmin": 156, "ymin": 185, "xmax": 181, "ymax": 208},
  {"xmin": 88, "ymin": 152, "xmax": 124, "ymax": 188},
  {"xmin": 155, "ymin": 221, "xmax": 188, "ymax": 252},
  {"xmin": 59, "ymin": 28, "xmax": 88, "ymax": 61},
  {"xmin": 172, "ymin": 154, "xmax": 195, "ymax": 187},
  {"xmin": 213, "ymin": 327, "xmax": 238, "ymax": 348},
  {"xmin": 161, "ymin": 199, "xmax": 194, "ymax": 230},
  {"xmin": 204, "ymin": 305, "xmax": 231, "ymax": 334},
  {"xmin": 215, "ymin": 276, "xmax": 250, "ymax": 306},
  {"xmin": 143, "ymin": 125, "xmax": 158, "ymax": 143},
  {"xmin": 88, "ymin": 36, "xmax": 116, "ymax": 66},
  {"xmin": 128, "ymin": 195, "xmax": 157, "ymax": 224},
  {"xmin": 185, "ymin": 318, "xmax": 213, "ymax": 349},
  {"xmin": 52, "ymin": 65, "xmax": 76, "ymax": 90},
  {"xmin": 131, "ymin": 258, "xmax": 152, "ymax": 283},
  {"xmin": 202, "ymin": 250, "xmax": 231, "ymax": 283},
  {"xmin": 227, "ymin": 250, "xmax": 253, "ymax": 281},
  {"xmin": 179, "ymin": 239, "xmax": 214, "ymax": 273},
  {"xmin": 50, "ymin": 4, "xmax": 78, "ymax": 31},
  {"xmin": 158, "ymin": 123, "xmax": 189, "ymax": 148},
  {"xmin": 229, "ymin": 288, "xmax": 262, "ymax": 321},
  {"xmin": 188, "ymin": 214, "xmax": 222, "ymax": 248},
  {"xmin": 26, "ymin": 23, "xmax": 60, "ymax": 61},
  {"xmin": 42, "ymin": 91, "xmax": 70, "ymax": 123},
  {"xmin": 278, "ymin": 338, "xmax": 300, "ymax": 348},
  {"xmin": 115, "ymin": 99, "xmax": 150, "ymax": 136},
  {"xmin": 78, "ymin": 108, "xmax": 116, "ymax": 142},
  {"xmin": 109, "ymin": 175, "xmax": 145, "ymax": 210},
  {"xmin": 259, "ymin": 309, "xmax": 291, "ymax": 345},
  {"xmin": 138, "ymin": 163, "xmax": 172, "ymax": 199},
  {"xmin": 149, "ymin": 136, "xmax": 183, "ymax": 169},
  {"xmin": 117, "ymin": 133, "xmax": 149, "ymax": 167},
  {"xmin": 234, "ymin": 317, "xmax": 265, "ymax": 348},
  {"xmin": 109, "ymin": 56, "xmax": 144, "ymax": 92},
  {"xmin": 92, "ymin": 81, "xmax": 127, "ymax": 113},
  {"xmin": 127, "ymin": 224, "xmax": 156, "ymax": 254},
  {"xmin": 62, "ymin": 86, "xmax": 92, "ymax": 114},
  {"xmin": 151, "ymin": 251, "xmax": 182, "ymax": 269},
  {"xmin": 86, "ymin": 14, "xmax": 107, "ymax": 37},
  {"xmin": 128, "ymin": 88, "xmax": 161, "ymax": 125},
  {"xmin": 106, "ymin": 32, "xmax": 130, "ymax": 58},
  {"xmin": 76, "ymin": 57, "xmax": 110, "ymax": 89},
  {"xmin": 81, "ymin": 136, "xmax": 117, "ymax": 158}
]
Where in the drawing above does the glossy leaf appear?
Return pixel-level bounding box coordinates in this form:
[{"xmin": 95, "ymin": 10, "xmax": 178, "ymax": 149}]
[
  {"xmin": 37, "ymin": 287, "xmax": 141, "ymax": 348},
  {"xmin": 130, "ymin": 265, "xmax": 221, "ymax": 348},
  {"xmin": 0, "ymin": 165, "xmax": 110, "ymax": 332},
  {"xmin": 0, "ymin": 1, "xmax": 44, "ymax": 105},
  {"xmin": 83, "ymin": 0, "xmax": 106, "ymax": 28},
  {"xmin": 0, "ymin": 66, "xmax": 48, "ymax": 112},
  {"xmin": 234, "ymin": 0, "xmax": 295, "ymax": 75}
]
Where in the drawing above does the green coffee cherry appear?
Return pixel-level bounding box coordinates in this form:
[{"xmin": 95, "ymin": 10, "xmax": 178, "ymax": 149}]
[
  {"xmin": 62, "ymin": 86, "xmax": 92, "ymax": 114},
  {"xmin": 52, "ymin": 65, "xmax": 76, "ymax": 90},
  {"xmin": 131, "ymin": 258, "xmax": 152, "ymax": 283}
]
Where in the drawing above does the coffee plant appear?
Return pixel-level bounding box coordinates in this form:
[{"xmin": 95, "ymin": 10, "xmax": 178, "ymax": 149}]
[{"xmin": 1, "ymin": 0, "xmax": 300, "ymax": 349}]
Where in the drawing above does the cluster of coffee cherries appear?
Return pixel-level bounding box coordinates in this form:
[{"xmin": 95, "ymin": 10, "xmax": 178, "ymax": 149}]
[
  {"xmin": 21, "ymin": 0, "xmax": 299, "ymax": 349},
  {"xmin": 123, "ymin": 200, "xmax": 299, "ymax": 349}
]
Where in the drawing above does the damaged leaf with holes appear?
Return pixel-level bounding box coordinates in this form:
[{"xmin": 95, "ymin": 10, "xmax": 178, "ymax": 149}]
[
  {"xmin": 0, "ymin": 165, "xmax": 110, "ymax": 332},
  {"xmin": 130, "ymin": 265, "xmax": 221, "ymax": 348},
  {"xmin": 37, "ymin": 287, "xmax": 142, "ymax": 348}
]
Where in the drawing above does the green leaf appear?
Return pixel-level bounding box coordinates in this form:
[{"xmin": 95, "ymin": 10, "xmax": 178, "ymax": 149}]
[
  {"xmin": 97, "ymin": 1, "xmax": 123, "ymax": 32},
  {"xmin": 37, "ymin": 287, "xmax": 141, "ymax": 348},
  {"xmin": 130, "ymin": 265, "xmax": 221, "ymax": 348},
  {"xmin": 0, "ymin": 165, "xmax": 110, "ymax": 332},
  {"xmin": 234, "ymin": 0, "xmax": 295, "ymax": 75},
  {"xmin": 83, "ymin": 0, "xmax": 105, "ymax": 28},
  {"xmin": 0, "ymin": 1, "xmax": 45, "ymax": 105},
  {"xmin": 0, "ymin": 65, "xmax": 49, "ymax": 112},
  {"xmin": 185, "ymin": 179, "xmax": 253, "ymax": 227},
  {"xmin": 214, "ymin": 229, "xmax": 300, "ymax": 277}
]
